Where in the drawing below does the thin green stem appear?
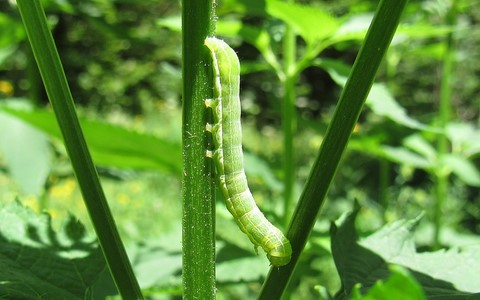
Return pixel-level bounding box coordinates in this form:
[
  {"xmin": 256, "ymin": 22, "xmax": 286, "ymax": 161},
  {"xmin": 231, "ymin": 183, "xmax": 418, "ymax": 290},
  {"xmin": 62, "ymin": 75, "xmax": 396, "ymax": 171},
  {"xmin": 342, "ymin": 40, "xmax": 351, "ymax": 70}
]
[
  {"xmin": 16, "ymin": 1, "xmax": 142, "ymax": 298},
  {"xmin": 433, "ymin": 3, "xmax": 456, "ymax": 249},
  {"xmin": 259, "ymin": 1, "xmax": 408, "ymax": 298}
]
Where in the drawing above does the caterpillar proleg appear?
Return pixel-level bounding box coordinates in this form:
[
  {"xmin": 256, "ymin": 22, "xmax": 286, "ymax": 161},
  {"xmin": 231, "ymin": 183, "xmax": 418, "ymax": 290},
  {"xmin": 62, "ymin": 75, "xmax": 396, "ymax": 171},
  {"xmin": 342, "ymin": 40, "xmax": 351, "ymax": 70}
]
[{"xmin": 204, "ymin": 37, "xmax": 292, "ymax": 266}]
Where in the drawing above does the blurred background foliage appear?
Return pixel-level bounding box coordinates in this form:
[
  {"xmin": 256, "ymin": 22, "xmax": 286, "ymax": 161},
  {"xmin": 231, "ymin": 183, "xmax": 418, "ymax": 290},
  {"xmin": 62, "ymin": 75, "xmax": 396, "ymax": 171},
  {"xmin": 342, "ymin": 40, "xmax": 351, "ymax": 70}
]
[{"xmin": 1, "ymin": 0, "xmax": 480, "ymax": 298}]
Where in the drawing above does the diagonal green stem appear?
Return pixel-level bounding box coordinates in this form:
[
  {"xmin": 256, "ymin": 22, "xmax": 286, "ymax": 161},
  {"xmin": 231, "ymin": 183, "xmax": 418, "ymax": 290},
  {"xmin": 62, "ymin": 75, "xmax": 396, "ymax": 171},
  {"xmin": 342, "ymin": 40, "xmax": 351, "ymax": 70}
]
[
  {"xmin": 16, "ymin": 1, "xmax": 142, "ymax": 298},
  {"xmin": 259, "ymin": 0, "xmax": 409, "ymax": 298}
]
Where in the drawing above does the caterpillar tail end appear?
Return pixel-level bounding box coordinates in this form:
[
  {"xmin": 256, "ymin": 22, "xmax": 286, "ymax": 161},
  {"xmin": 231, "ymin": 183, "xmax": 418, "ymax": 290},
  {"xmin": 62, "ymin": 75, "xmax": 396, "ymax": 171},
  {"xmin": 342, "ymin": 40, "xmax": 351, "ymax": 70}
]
[{"xmin": 267, "ymin": 240, "xmax": 292, "ymax": 267}]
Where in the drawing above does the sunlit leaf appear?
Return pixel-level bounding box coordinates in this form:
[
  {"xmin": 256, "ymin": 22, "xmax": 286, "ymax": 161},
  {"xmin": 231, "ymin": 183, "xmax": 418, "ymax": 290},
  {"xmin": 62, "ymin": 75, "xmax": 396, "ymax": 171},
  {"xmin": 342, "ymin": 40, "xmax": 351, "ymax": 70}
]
[
  {"xmin": 404, "ymin": 134, "xmax": 436, "ymax": 160},
  {"xmin": 0, "ymin": 111, "xmax": 52, "ymax": 195},
  {"xmin": 0, "ymin": 201, "xmax": 115, "ymax": 299},
  {"xmin": 331, "ymin": 208, "xmax": 480, "ymax": 298},
  {"xmin": 265, "ymin": 0, "xmax": 339, "ymax": 45},
  {"xmin": 1, "ymin": 106, "xmax": 182, "ymax": 175},
  {"xmin": 441, "ymin": 154, "xmax": 480, "ymax": 187},
  {"xmin": 350, "ymin": 265, "xmax": 426, "ymax": 300}
]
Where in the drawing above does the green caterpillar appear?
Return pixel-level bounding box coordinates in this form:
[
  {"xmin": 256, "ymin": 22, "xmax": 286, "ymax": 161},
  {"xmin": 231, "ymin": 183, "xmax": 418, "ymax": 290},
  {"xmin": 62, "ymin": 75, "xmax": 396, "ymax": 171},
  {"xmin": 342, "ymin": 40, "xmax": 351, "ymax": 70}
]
[{"xmin": 204, "ymin": 37, "xmax": 292, "ymax": 266}]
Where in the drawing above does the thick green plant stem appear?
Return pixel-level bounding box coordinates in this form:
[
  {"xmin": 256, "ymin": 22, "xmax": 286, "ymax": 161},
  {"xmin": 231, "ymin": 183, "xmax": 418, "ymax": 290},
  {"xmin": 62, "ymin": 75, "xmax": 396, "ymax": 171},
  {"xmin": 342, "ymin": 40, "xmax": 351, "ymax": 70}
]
[
  {"xmin": 434, "ymin": 3, "xmax": 456, "ymax": 249},
  {"xmin": 259, "ymin": 0, "xmax": 408, "ymax": 298},
  {"xmin": 16, "ymin": 1, "xmax": 143, "ymax": 299},
  {"xmin": 181, "ymin": 0, "xmax": 216, "ymax": 298}
]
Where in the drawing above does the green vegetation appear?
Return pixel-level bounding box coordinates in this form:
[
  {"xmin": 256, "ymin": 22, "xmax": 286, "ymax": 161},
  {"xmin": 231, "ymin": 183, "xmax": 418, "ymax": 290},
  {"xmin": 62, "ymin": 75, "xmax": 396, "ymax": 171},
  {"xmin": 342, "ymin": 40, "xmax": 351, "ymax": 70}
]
[{"xmin": 0, "ymin": 0, "xmax": 479, "ymax": 299}]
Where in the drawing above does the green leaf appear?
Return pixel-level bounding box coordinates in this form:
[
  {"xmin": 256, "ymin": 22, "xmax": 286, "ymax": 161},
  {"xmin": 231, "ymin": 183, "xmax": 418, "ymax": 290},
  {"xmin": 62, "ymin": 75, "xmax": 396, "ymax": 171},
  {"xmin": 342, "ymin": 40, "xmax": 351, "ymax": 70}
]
[
  {"xmin": 217, "ymin": 20, "xmax": 282, "ymax": 74},
  {"xmin": 216, "ymin": 255, "xmax": 270, "ymax": 282},
  {"xmin": 441, "ymin": 154, "xmax": 480, "ymax": 187},
  {"xmin": 380, "ymin": 146, "xmax": 431, "ymax": 169},
  {"xmin": 395, "ymin": 23, "xmax": 452, "ymax": 40},
  {"xmin": 415, "ymin": 223, "xmax": 480, "ymax": 248},
  {"xmin": 445, "ymin": 122, "xmax": 480, "ymax": 157},
  {"xmin": 128, "ymin": 241, "xmax": 182, "ymax": 289},
  {"xmin": 326, "ymin": 14, "xmax": 371, "ymax": 45},
  {"xmin": 0, "ymin": 201, "xmax": 114, "ymax": 299},
  {"xmin": 367, "ymin": 85, "xmax": 431, "ymax": 131},
  {"xmin": 244, "ymin": 152, "xmax": 282, "ymax": 193},
  {"xmin": 219, "ymin": 0, "xmax": 339, "ymax": 45},
  {"xmin": 318, "ymin": 59, "xmax": 430, "ymax": 131},
  {"xmin": 216, "ymin": 205, "xmax": 258, "ymax": 254},
  {"xmin": 350, "ymin": 265, "xmax": 426, "ymax": 300},
  {"xmin": 404, "ymin": 134, "xmax": 436, "ymax": 161},
  {"xmin": 0, "ymin": 111, "xmax": 53, "ymax": 195},
  {"xmin": 265, "ymin": 0, "xmax": 339, "ymax": 45},
  {"xmin": 1, "ymin": 106, "xmax": 181, "ymax": 174},
  {"xmin": 331, "ymin": 208, "xmax": 480, "ymax": 299}
]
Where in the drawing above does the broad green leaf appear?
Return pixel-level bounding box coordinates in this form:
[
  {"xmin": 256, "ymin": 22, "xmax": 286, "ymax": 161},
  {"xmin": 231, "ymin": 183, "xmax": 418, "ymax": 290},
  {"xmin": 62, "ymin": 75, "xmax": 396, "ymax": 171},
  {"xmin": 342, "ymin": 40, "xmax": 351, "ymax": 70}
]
[
  {"xmin": 217, "ymin": 21, "xmax": 270, "ymax": 53},
  {"xmin": 445, "ymin": 122, "xmax": 480, "ymax": 157},
  {"xmin": 415, "ymin": 223, "xmax": 480, "ymax": 248},
  {"xmin": 217, "ymin": 20, "xmax": 281, "ymax": 73},
  {"xmin": 128, "ymin": 242, "xmax": 182, "ymax": 289},
  {"xmin": 441, "ymin": 154, "xmax": 480, "ymax": 187},
  {"xmin": 0, "ymin": 201, "xmax": 115, "ymax": 299},
  {"xmin": 219, "ymin": 0, "xmax": 339, "ymax": 45},
  {"xmin": 331, "ymin": 208, "xmax": 480, "ymax": 298},
  {"xmin": 265, "ymin": 0, "xmax": 339, "ymax": 45},
  {"xmin": 159, "ymin": 18, "xmax": 281, "ymax": 75},
  {"xmin": 404, "ymin": 134, "xmax": 436, "ymax": 161},
  {"xmin": 216, "ymin": 206, "xmax": 257, "ymax": 254},
  {"xmin": 119, "ymin": 230, "xmax": 182, "ymax": 295},
  {"xmin": 367, "ymin": 85, "xmax": 431, "ymax": 131},
  {"xmin": 350, "ymin": 265, "xmax": 426, "ymax": 300},
  {"xmin": 380, "ymin": 146, "xmax": 431, "ymax": 169},
  {"xmin": 395, "ymin": 24, "xmax": 452, "ymax": 41},
  {"xmin": 40, "ymin": 0, "xmax": 76, "ymax": 14},
  {"xmin": 326, "ymin": 14, "xmax": 371, "ymax": 45},
  {"xmin": 244, "ymin": 152, "xmax": 282, "ymax": 193},
  {"xmin": 1, "ymin": 107, "xmax": 182, "ymax": 174},
  {"xmin": 318, "ymin": 59, "xmax": 430, "ymax": 131},
  {"xmin": 0, "ymin": 111, "xmax": 52, "ymax": 195},
  {"xmin": 216, "ymin": 253, "xmax": 270, "ymax": 282}
]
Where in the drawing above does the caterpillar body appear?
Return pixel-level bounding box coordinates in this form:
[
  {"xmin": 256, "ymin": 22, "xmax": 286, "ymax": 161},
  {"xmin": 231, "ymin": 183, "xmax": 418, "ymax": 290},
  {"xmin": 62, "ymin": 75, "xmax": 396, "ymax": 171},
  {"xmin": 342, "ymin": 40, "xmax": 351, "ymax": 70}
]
[{"xmin": 204, "ymin": 37, "xmax": 292, "ymax": 266}]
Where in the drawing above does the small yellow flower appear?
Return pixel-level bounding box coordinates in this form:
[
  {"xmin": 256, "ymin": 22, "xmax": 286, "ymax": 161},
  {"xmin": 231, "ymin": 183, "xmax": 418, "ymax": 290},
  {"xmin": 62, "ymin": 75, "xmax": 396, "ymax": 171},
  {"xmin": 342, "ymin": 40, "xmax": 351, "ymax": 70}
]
[
  {"xmin": 50, "ymin": 179, "xmax": 76, "ymax": 198},
  {"xmin": 0, "ymin": 81, "xmax": 14, "ymax": 96},
  {"xmin": 117, "ymin": 193, "xmax": 130, "ymax": 205}
]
